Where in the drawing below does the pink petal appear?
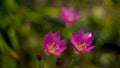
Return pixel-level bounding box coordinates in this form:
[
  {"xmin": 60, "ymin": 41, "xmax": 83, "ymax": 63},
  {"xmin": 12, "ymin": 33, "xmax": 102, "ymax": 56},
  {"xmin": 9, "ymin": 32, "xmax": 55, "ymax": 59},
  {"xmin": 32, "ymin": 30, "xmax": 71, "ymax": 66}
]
[
  {"xmin": 44, "ymin": 32, "xmax": 54, "ymax": 45},
  {"xmin": 59, "ymin": 40, "xmax": 66, "ymax": 48},
  {"xmin": 53, "ymin": 31, "xmax": 60, "ymax": 41},
  {"xmin": 44, "ymin": 44, "xmax": 54, "ymax": 55},
  {"xmin": 72, "ymin": 32, "xmax": 77, "ymax": 40},
  {"xmin": 71, "ymin": 39, "xmax": 88, "ymax": 53},
  {"xmin": 71, "ymin": 39, "xmax": 76, "ymax": 46},
  {"xmin": 74, "ymin": 12, "xmax": 80, "ymax": 19},
  {"xmin": 83, "ymin": 36, "xmax": 94, "ymax": 45},
  {"xmin": 54, "ymin": 46, "xmax": 66, "ymax": 56},
  {"xmin": 69, "ymin": 8, "xmax": 74, "ymax": 15},
  {"xmin": 62, "ymin": 8, "xmax": 68, "ymax": 18},
  {"xmin": 62, "ymin": 8, "xmax": 68, "ymax": 14},
  {"xmin": 71, "ymin": 32, "xmax": 80, "ymax": 43},
  {"xmin": 60, "ymin": 46, "xmax": 67, "ymax": 53},
  {"xmin": 54, "ymin": 51, "xmax": 61, "ymax": 56},
  {"xmin": 44, "ymin": 44, "xmax": 49, "ymax": 52},
  {"xmin": 85, "ymin": 46, "xmax": 95, "ymax": 52},
  {"xmin": 78, "ymin": 30, "xmax": 84, "ymax": 41},
  {"xmin": 62, "ymin": 8, "xmax": 72, "ymax": 25},
  {"xmin": 71, "ymin": 40, "xmax": 81, "ymax": 53},
  {"xmin": 84, "ymin": 32, "xmax": 92, "ymax": 39},
  {"xmin": 44, "ymin": 32, "xmax": 55, "ymax": 55}
]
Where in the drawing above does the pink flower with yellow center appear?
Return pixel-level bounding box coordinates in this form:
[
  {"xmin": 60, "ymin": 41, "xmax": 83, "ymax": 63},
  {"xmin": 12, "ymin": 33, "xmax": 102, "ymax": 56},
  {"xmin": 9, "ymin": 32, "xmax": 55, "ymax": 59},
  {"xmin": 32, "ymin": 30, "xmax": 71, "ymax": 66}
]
[
  {"xmin": 61, "ymin": 7, "xmax": 80, "ymax": 27},
  {"xmin": 71, "ymin": 30, "xmax": 95, "ymax": 53},
  {"xmin": 44, "ymin": 32, "xmax": 67, "ymax": 56}
]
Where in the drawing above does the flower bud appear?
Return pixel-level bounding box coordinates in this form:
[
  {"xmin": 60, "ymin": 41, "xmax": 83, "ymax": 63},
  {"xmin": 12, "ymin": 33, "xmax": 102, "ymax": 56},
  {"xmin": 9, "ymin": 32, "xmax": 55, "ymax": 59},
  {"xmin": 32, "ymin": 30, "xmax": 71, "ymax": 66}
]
[
  {"xmin": 37, "ymin": 53, "xmax": 42, "ymax": 61},
  {"xmin": 56, "ymin": 58, "xmax": 62, "ymax": 66}
]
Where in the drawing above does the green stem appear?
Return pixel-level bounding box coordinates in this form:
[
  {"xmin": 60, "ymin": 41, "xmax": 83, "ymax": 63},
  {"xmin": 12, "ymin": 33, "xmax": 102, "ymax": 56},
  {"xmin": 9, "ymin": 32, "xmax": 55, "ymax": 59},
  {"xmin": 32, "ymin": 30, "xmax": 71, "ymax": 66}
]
[
  {"xmin": 70, "ymin": 59, "xmax": 74, "ymax": 68},
  {"xmin": 70, "ymin": 53, "xmax": 77, "ymax": 68},
  {"xmin": 38, "ymin": 60, "xmax": 44, "ymax": 68},
  {"xmin": 41, "ymin": 60, "xmax": 45, "ymax": 68},
  {"xmin": 38, "ymin": 61, "xmax": 41, "ymax": 68}
]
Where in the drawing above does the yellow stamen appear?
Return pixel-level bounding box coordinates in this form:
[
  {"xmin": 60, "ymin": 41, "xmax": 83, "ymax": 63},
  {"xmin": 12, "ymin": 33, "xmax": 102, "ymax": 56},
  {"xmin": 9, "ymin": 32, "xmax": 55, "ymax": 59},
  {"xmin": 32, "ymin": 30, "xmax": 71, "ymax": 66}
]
[
  {"xmin": 50, "ymin": 42, "xmax": 55, "ymax": 49},
  {"xmin": 49, "ymin": 42, "xmax": 57, "ymax": 53},
  {"xmin": 76, "ymin": 43, "xmax": 86, "ymax": 51}
]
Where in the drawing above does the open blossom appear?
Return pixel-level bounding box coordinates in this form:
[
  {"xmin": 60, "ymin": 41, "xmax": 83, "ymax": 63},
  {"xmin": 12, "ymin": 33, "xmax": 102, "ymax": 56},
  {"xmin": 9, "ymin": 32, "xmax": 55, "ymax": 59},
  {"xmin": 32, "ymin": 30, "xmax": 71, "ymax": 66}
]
[
  {"xmin": 71, "ymin": 30, "xmax": 95, "ymax": 53},
  {"xmin": 44, "ymin": 32, "xmax": 67, "ymax": 56},
  {"xmin": 61, "ymin": 7, "xmax": 80, "ymax": 27}
]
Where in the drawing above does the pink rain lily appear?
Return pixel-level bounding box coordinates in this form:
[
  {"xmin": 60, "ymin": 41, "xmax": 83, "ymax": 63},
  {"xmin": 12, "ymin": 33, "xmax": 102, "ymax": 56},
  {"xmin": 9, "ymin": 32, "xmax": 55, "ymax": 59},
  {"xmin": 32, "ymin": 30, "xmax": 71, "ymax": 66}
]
[
  {"xmin": 71, "ymin": 30, "xmax": 95, "ymax": 53},
  {"xmin": 44, "ymin": 32, "xmax": 67, "ymax": 56},
  {"xmin": 61, "ymin": 7, "xmax": 80, "ymax": 27}
]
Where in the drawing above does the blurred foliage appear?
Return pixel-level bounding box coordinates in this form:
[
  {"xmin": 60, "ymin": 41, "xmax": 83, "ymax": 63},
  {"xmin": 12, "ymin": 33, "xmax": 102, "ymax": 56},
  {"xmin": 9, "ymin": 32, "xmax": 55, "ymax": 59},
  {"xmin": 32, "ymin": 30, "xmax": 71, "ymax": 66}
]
[{"xmin": 0, "ymin": 0, "xmax": 120, "ymax": 68}]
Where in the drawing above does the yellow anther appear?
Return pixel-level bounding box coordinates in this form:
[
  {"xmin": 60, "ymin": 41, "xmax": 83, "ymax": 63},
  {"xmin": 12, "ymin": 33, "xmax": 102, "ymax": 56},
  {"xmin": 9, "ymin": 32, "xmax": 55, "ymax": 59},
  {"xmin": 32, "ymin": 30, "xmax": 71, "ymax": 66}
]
[
  {"xmin": 76, "ymin": 43, "xmax": 86, "ymax": 51},
  {"xmin": 49, "ymin": 42, "xmax": 57, "ymax": 53}
]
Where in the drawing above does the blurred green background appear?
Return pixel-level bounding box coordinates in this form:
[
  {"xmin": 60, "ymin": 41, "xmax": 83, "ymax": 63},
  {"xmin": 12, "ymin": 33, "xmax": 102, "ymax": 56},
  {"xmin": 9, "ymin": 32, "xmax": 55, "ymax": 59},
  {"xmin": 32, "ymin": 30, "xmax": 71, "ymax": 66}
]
[{"xmin": 0, "ymin": 0, "xmax": 120, "ymax": 68}]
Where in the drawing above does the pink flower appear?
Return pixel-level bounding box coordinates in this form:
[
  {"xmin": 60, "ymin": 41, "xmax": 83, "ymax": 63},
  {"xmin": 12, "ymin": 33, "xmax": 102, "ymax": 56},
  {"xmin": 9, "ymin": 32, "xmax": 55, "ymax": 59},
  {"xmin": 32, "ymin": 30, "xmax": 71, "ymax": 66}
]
[
  {"xmin": 44, "ymin": 32, "xmax": 67, "ymax": 56},
  {"xmin": 71, "ymin": 30, "xmax": 95, "ymax": 53},
  {"xmin": 61, "ymin": 7, "xmax": 80, "ymax": 27}
]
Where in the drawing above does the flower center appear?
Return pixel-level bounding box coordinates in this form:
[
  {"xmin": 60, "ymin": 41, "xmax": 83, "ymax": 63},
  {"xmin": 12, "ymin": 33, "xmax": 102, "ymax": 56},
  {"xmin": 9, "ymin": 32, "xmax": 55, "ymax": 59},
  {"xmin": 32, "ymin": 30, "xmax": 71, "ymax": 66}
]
[
  {"xmin": 49, "ymin": 42, "xmax": 59, "ymax": 53},
  {"xmin": 68, "ymin": 16, "xmax": 74, "ymax": 22},
  {"xmin": 76, "ymin": 43, "xmax": 86, "ymax": 51}
]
